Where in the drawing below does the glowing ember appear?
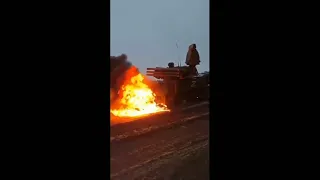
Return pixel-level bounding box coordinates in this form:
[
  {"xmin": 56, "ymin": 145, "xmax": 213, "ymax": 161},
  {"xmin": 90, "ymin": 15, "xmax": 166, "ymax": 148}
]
[{"xmin": 111, "ymin": 68, "xmax": 170, "ymax": 117}]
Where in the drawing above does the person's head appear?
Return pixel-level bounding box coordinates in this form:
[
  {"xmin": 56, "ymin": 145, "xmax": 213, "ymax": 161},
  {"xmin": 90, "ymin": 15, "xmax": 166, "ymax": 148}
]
[
  {"xmin": 168, "ymin": 62, "xmax": 174, "ymax": 68},
  {"xmin": 188, "ymin": 44, "xmax": 196, "ymax": 50}
]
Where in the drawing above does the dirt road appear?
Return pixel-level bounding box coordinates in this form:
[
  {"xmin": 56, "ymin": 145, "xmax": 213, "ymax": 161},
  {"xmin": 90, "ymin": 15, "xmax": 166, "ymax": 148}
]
[{"xmin": 110, "ymin": 102, "xmax": 209, "ymax": 180}]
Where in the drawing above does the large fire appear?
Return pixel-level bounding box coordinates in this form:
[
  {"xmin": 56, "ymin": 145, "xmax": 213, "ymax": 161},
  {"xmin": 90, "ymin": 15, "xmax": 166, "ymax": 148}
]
[{"xmin": 110, "ymin": 67, "xmax": 169, "ymax": 117}]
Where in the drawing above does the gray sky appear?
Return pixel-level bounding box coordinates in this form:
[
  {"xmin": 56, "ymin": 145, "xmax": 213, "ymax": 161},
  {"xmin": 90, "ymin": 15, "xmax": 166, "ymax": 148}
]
[{"xmin": 111, "ymin": 0, "xmax": 209, "ymax": 74}]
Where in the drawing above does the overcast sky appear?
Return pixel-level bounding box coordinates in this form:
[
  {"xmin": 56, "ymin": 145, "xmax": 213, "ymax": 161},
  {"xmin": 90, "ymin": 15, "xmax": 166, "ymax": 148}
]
[{"xmin": 111, "ymin": 0, "xmax": 209, "ymax": 74}]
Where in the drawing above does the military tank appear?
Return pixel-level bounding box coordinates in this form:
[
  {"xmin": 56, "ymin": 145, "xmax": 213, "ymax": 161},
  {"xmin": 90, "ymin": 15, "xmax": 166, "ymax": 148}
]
[
  {"xmin": 146, "ymin": 63, "xmax": 209, "ymax": 108},
  {"xmin": 145, "ymin": 43, "xmax": 209, "ymax": 108}
]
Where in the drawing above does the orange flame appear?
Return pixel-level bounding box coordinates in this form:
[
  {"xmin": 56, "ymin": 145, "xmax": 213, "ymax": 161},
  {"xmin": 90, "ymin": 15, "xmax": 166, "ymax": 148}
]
[{"xmin": 111, "ymin": 67, "xmax": 169, "ymax": 117}]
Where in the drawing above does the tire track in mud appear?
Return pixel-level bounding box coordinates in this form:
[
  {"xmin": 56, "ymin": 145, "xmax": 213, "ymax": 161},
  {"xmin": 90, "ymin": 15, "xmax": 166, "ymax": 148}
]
[
  {"xmin": 110, "ymin": 101, "xmax": 209, "ymax": 180},
  {"xmin": 111, "ymin": 134, "xmax": 208, "ymax": 180},
  {"xmin": 125, "ymin": 133, "xmax": 205, "ymax": 161},
  {"xmin": 110, "ymin": 112, "xmax": 209, "ymax": 143},
  {"xmin": 111, "ymin": 116, "xmax": 209, "ymax": 180}
]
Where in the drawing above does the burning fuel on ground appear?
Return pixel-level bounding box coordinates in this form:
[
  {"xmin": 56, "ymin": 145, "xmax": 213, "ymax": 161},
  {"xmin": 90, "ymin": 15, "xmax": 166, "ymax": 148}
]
[{"xmin": 110, "ymin": 66, "xmax": 170, "ymax": 118}]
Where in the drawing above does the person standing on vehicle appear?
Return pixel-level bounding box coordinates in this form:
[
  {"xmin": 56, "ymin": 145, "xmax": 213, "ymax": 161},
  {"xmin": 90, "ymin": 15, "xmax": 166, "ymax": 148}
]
[{"xmin": 185, "ymin": 43, "xmax": 200, "ymax": 76}]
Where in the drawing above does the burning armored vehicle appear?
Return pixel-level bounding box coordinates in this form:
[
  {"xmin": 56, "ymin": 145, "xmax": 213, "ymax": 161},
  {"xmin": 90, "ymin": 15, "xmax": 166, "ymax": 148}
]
[{"xmin": 110, "ymin": 43, "xmax": 209, "ymax": 119}]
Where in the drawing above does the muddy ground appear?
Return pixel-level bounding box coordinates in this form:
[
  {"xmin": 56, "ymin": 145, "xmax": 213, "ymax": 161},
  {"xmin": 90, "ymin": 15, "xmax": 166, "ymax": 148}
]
[{"xmin": 110, "ymin": 102, "xmax": 209, "ymax": 180}]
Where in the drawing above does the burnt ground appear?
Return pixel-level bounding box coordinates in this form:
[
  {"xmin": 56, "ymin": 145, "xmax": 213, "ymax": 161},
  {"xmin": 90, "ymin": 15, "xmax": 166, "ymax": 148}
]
[{"xmin": 110, "ymin": 101, "xmax": 209, "ymax": 180}]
